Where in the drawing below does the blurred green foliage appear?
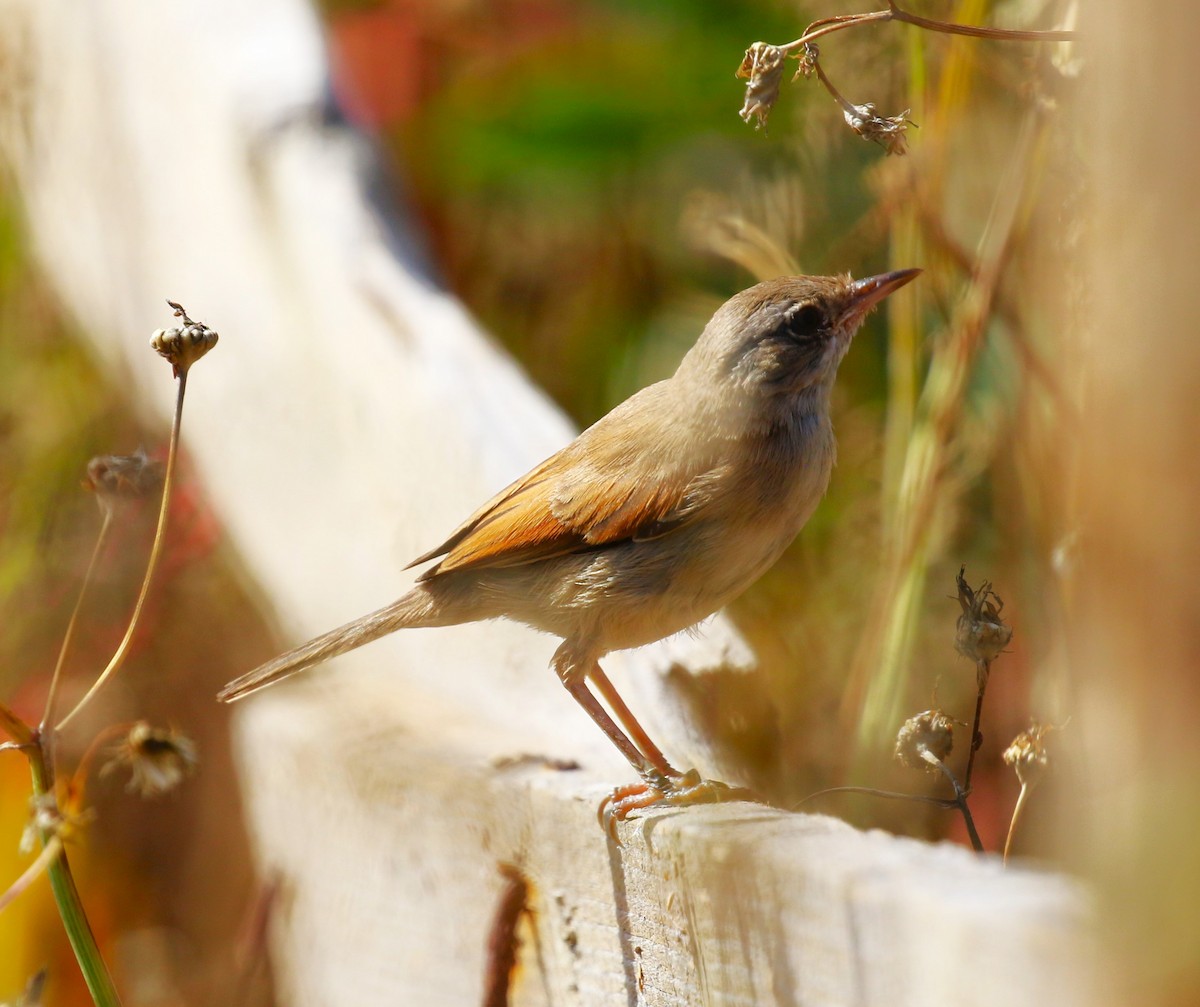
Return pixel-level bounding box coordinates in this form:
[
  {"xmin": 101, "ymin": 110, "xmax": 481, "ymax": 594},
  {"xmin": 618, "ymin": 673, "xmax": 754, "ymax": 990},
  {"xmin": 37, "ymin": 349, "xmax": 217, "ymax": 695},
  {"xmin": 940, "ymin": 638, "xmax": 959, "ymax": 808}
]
[{"xmin": 387, "ymin": 0, "xmax": 905, "ymax": 423}]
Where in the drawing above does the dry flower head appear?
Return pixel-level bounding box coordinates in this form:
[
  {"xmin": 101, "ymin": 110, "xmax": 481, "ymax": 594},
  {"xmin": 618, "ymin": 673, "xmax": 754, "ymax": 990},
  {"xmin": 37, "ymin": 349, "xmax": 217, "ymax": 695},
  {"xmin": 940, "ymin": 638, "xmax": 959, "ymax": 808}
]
[
  {"xmin": 1003, "ymin": 721, "xmax": 1052, "ymax": 789},
  {"xmin": 19, "ymin": 793, "xmax": 89, "ymax": 855},
  {"xmin": 102, "ymin": 722, "xmax": 198, "ymax": 798},
  {"xmin": 894, "ymin": 708, "xmax": 955, "ymax": 771},
  {"xmin": 793, "ymin": 43, "xmax": 819, "ymax": 81},
  {"xmin": 955, "ymin": 566, "xmax": 1013, "ymax": 665},
  {"xmin": 843, "ymin": 103, "xmax": 914, "ymax": 155},
  {"xmin": 737, "ymin": 42, "xmax": 787, "ymax": 130},
  {"xmin": 84, "ymin": 449, "xmax": 165, "ymax": 504},
  {"xmin": 151, "ymin": 301, "xmax": 218, "ymax": 377}
]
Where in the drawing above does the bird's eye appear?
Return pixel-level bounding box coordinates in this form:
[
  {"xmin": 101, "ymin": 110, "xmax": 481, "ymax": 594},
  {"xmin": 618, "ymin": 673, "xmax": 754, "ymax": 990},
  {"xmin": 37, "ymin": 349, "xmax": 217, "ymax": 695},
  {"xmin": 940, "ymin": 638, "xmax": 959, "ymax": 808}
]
[{"xmin": 783, "ymin": 303, "xmax": 827, "ymax": 342}]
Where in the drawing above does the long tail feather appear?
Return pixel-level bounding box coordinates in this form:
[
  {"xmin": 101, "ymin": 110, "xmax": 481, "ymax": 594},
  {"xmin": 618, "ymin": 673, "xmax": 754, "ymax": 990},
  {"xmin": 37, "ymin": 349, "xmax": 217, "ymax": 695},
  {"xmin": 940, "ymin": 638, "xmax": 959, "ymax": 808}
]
[{"xmin": 218, "ymin": 589, "xmax": 434, "ymax": 702}]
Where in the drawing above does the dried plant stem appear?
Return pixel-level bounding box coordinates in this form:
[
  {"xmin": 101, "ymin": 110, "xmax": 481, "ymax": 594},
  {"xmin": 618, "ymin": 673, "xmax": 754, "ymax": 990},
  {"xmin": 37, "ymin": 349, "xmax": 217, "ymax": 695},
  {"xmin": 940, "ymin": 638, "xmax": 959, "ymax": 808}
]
[
  {"xmin": 28, "ymin": 744, "xmax": 122, "ymax": 1005},
  {"xmin": 786, "ymin": 11, "xmax": 893, "ymax": 53},
  {"xmin": 962, "ymin": 660, "xmax": 990, "ymax": 792},
  {"xmin": 0, "ymin": 703, "xmax": 33, "ymax": 745},
  {"xmin": 920, "ymin": 749, "xmax": 983, "ymax": 852},
  {"xmin": 782, "ymin": 1, "xmax": 1078, "ymax": 53},
  {"xmin": 57, "ymin": 372, "xmax": 188, "ymax": 732},
  {"xmin": 1003, "ymin": 781, "xmax": 1031, "ymax": 864},
  {"xmin": 40, "ymin": 508, "xmax": 114, "ymax": 750},
  {"xmin": 0, "ymin": 833, "xmax": 63, "ymax": 914},
  {"xmin": 812, "ymin": 60, "xmax": 860, "ymax": 117}
]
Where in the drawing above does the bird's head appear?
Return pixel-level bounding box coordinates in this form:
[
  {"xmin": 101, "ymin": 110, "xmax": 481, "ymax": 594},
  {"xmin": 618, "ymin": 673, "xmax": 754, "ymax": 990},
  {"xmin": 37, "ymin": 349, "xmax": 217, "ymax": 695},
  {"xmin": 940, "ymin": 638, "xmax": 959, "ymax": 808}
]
[{"xmin": 681, "ymin": 269, "xmax": 921, "ymax": 401}]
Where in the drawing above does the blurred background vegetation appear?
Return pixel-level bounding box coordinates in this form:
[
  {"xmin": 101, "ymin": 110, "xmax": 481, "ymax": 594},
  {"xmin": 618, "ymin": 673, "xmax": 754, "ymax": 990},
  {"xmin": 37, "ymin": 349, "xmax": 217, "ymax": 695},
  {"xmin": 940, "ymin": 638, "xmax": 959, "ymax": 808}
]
[{"xmin": 1, "ymin": 0, "xmax": 1082, "ymax": 1002}]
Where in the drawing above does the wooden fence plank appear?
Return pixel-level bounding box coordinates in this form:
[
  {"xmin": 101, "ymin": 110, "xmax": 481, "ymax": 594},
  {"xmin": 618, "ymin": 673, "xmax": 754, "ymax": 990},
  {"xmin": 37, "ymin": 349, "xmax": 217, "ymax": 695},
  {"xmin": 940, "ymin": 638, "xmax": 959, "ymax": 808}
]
[{"xmin": 235, "ymin": 681, "xmax": 1094, "ymax": 1006}]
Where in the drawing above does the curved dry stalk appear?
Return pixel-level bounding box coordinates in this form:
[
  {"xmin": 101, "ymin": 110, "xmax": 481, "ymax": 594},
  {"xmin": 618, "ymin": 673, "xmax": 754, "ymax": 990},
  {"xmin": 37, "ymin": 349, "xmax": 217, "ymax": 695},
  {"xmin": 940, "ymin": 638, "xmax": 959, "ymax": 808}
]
[
  {"xmin": 781, "ymin": 10, "xmax": 893, "ymax": 52},
  {"xmin": 1004, "ymin": 781, "xmax": 1032, "ymax": 864},
  {"xmin": 57, "ymin": 371, "xmax": 188, "ymax": 732},
  {"xmin": 920, "ymin": 748, "xmax": 984, "ymax": 852},
  {"xmin": 887, "ymin": 2, "xmax": 1078, "ymax": 43},
  {"xmin": 781, "ymin": 1, "xmax": 1078, "ymax": 53},
  {"xmin": 0, "ymin": 834, "xmax": 64, "ymax": 915},
  {"xmin": 0, "ymin": 703, "xmax": 33, "ymax": 746},
  {"xmin": 41, "ymin": 507, "xmax": 115, "ymax": 737}
]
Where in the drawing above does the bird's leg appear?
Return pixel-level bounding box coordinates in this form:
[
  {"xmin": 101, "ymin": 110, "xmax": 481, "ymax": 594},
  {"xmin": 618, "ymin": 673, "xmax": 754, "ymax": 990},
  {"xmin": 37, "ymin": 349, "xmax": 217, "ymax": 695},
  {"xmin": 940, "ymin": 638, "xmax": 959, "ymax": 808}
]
[
  {"xmin": 554, "ymin": 654, "xmax": 670, "ymax": 789},
  {"xmin": 553, "ymin": 648, "xmax": 757, "ymax": 838},
  {"xmin": 586, "ymin": 662, "xmax": 678, "ymax": 779}
]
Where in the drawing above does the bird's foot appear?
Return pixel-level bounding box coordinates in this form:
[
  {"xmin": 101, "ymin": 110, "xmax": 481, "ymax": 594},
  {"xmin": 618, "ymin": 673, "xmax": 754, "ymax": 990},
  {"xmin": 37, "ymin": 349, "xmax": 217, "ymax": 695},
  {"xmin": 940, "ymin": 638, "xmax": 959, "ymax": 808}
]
[{"xmin": 598, "ymin": 769, "xmax": 758, "ymax": 841}]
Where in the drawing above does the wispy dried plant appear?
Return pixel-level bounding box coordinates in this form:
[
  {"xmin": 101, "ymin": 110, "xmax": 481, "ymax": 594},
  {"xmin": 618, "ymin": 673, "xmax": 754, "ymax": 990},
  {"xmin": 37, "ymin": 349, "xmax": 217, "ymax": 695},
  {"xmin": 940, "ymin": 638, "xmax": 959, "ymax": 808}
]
[
  {"xmin": 736, "ymin": 1, "xmax": 1078, "ymax": 148},
  {"xmin": 0, "ymin": 302, "xmax": 216, "ymax": 1006}
]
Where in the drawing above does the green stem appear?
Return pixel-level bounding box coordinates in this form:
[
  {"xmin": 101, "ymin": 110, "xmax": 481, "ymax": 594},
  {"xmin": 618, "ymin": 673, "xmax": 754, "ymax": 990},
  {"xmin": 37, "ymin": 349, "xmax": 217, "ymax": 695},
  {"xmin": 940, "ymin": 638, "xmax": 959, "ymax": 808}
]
[{"xmin": 29, "ymin": 740, "xmax": 122, "ymax": 1006}]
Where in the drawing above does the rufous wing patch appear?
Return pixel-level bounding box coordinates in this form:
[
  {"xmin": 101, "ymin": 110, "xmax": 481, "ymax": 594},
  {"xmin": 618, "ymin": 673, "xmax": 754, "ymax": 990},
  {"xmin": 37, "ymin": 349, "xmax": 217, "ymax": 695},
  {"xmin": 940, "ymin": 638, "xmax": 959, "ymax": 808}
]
[{"xmin": 415, "ymin": 458, "xmax": 703, "ymax": 579}]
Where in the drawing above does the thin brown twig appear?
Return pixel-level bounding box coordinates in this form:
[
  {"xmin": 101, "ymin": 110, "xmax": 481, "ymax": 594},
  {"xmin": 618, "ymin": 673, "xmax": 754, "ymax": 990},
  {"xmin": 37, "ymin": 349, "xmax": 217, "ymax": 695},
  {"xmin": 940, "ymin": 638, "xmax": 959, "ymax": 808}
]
[
  {"xmin": 781, "ymin": 10, "xmax": 893, "ymax": 52},
  {"xmin": 781, "ymin": 1, "xmax": 1078, "ymax": 53},
  {"xmin": 962, "ymin": 659, "xmax": 989, "ymax": 792},
  {"xmin": 0, "ymin": 703, "xmax": 33, "ymax": 745},
  {"xmin": 57, "ymin": 371, "xmax": 188, "ymax": 732},
  {"xmin": 40, "ymin": 507, "xmax": 115, "ymax": 775},
  {"xmin": 921, "ymin": 749, "xmax": 984, "ymax": 852},
  {"xmin": 1003, "ymin": 781, "xmax": 1031, "ymax": 864},
  {"xmin": 813, "ymin": 58, "xmax": 857, "ymax": 115},
  {"xmin": 0, "ymin": 834, "xmax": 65, "ymax": 914},
  {"xmin": 887, "ymin": 1, "xmax": 1078, "ymax": 43}
]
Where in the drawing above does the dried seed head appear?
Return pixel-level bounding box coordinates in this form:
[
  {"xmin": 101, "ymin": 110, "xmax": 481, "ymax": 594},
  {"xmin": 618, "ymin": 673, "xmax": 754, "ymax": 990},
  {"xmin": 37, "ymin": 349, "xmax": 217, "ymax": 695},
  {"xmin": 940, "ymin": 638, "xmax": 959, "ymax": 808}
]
[
  {"xmin": 102, "ymin": 722, "xmax": 198, "ymax": 797},
  {"xmin": 151, "ymin": 301, "xmax": 218, "ymax": 377},
  {"xmin": 18, "ymin": 794, "xmax": 63, "ymax": 856},
  {"xmin": 955, "ymin": 566, "xmax": 1014, "ymax": 665},
  {"xmin": 1003, "ymin": 721, "xmax": 1051, "ymax": 789},
  {"xmin": 18, "ymin": 793, "xmax": 90, "ymax": 856},
  {"xmin": 894, "ymin": 708, "xmax": 955, "ymax": 772},
  {"xmin": 84, "ymin": 448, "xmax": 165, "ymax": 504},
  {"xmin": 737, "ymin": 42, "xmax": 786, "ymax": 130},
  {"xmin": 792, "ymin": 43, "xmax": 819, "ymax": 81},
  {"xmin": 843, "ymin": 102, "xmax": 914, "ymax": 155}
]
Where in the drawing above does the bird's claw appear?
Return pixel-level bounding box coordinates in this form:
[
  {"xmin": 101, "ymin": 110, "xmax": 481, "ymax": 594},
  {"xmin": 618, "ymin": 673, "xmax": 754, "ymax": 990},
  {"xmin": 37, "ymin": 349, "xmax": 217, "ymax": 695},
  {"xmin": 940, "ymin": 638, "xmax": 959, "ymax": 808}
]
[{"xmin": 597, "ymin": 769, "xmax": 758, "ymax": 842}]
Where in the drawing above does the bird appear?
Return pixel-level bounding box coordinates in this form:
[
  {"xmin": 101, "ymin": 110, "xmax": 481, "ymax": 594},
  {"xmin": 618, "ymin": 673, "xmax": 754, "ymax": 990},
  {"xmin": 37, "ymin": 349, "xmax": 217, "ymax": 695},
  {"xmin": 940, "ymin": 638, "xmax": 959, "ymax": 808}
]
[{"xmin": 219, "ymin": 268, "xmax": 920, "ymax": 827}]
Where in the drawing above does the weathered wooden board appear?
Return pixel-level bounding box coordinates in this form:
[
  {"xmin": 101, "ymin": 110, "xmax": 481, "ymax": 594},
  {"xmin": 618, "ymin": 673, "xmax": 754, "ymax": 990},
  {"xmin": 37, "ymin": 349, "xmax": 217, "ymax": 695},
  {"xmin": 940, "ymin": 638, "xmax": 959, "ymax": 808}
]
[{"xmin": 235, "ymin": 679, "xmax": 1094, "ymax": 1006}]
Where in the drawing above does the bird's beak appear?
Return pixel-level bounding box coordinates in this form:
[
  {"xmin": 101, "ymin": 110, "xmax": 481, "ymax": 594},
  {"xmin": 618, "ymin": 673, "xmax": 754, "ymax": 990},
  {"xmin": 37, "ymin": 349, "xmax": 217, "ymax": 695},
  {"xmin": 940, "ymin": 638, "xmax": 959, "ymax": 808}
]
[{"xmin": 840, "ymin": 268, "xmax": 921, "ymax": 327}]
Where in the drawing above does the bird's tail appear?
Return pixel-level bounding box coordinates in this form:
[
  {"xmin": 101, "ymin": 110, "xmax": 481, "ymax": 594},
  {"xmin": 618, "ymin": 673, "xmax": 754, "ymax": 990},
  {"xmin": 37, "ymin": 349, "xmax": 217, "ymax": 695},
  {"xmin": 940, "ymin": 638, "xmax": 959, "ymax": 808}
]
[{"xmin": 218, "ymin": 587, "xmax": 437, "ymax": 703}]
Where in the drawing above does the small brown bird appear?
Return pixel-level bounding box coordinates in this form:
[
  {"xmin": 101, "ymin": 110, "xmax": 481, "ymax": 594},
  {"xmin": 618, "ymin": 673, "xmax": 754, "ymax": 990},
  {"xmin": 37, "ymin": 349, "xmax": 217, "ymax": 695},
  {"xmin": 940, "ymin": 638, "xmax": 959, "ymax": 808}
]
[{"xmin": 219, "ymin": 269, "xmax": 920, "ymax": 825}]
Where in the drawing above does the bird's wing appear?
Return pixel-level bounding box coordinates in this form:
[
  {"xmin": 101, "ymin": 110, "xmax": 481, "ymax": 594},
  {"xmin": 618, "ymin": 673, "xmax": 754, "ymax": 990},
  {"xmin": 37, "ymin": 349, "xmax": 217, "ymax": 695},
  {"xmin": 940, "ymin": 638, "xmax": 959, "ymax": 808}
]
[{"xmin": 408, "ymin": 384, "xmax": 720, "ymax": 578}]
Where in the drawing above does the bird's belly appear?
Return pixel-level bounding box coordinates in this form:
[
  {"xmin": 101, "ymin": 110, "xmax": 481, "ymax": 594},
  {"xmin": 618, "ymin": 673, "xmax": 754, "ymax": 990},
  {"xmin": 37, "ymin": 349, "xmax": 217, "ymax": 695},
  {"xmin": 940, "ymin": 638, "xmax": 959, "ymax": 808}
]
[
  {"xmin": 479, "ymin": 429, "xmax": 834, "ymax": 655},
  {"xmin": 588, "ymin": 455, "xmax": 833, "ymax": 651},
  {"xmin": 518, "ymin": 508, "xmax": 810, "ymax": 653}
]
